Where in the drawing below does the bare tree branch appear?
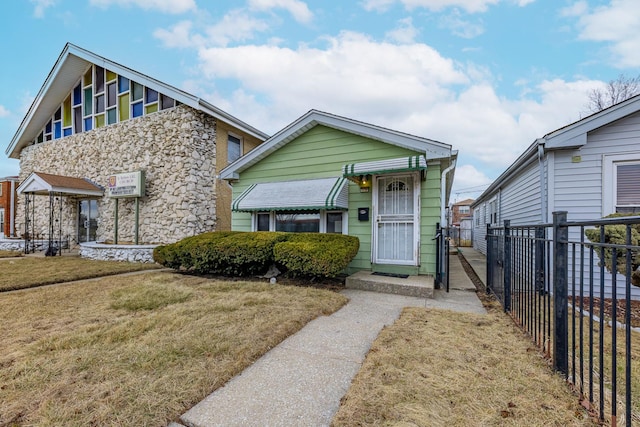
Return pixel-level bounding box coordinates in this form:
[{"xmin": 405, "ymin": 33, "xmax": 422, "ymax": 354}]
[{"xmin": 586, "ymin": 73, "xmax": 640, "ymax": 113}]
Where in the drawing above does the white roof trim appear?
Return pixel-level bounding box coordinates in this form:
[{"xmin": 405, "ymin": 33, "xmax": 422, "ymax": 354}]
[
  {"xmin": 6, "ymin": 43, "xmax": 268, "ymax": 159},
  {"xmin": 220, "ymin": 110, "xmax": 452, "ymax": 180},
  {"xmin": 544, "ymin": 93, "xmax": 640, "ymax": 149},
  {"xmin": 232, "ymin": 177, "xmax": 348, "ymax": 212}
]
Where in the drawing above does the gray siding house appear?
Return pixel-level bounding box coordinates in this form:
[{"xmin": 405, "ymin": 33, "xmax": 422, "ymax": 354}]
[{"xmin": 472, "ymin": 95, "xmax": 640, "ymax": 298}]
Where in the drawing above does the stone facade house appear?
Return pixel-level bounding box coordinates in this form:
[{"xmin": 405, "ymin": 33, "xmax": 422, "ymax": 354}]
[{"xmin": 5, "ymin": 43, "xmax": 268, "ymax": 248}]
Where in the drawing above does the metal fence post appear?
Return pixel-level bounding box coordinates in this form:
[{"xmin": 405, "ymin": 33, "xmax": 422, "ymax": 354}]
[
  {"xmin": 486, "ymin": 223, "xmax": 492, "ymax": 294},
  {"xmin": 553, "ymin": 211, "xmax": 568, "ymax": 375},
  {"xmin": 504, "ymin": 220, "xmax": 511, "ymax": 312},
  {"xmin": 535, "ymin": 226, "xmax": 545, "ymax": 294}
]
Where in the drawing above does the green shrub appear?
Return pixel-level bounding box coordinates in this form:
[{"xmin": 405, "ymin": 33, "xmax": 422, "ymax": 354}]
[
  {"xmin": 584, "ymin": 213, "xmax": 640, "ymax": 287},
  {"xmin": 154, "ymin": 231, "xmax": 360, "ymax": 279},
  {"xmin": 273, "ymin": 233, "xmax": 360, "ymax": 278},
  {"xmin": 153, "ymin": 231, "xmax": 287, "ymax": 276}
]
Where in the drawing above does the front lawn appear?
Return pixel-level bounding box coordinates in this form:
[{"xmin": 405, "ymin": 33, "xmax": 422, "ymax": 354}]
[
  {"xmin": 0, "ymin": 272, "xmax": 348, "ymax": 426},
  {"xmin": 333, "ymin": 307, "xmax": 600, "ymax": 426},
  {"xmin": 0, "ymin": 256, "xmax": 161, "ymax": 292}
]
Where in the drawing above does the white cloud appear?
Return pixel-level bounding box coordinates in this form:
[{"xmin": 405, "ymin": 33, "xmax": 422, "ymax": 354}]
[
  {"xmin": 154, "ymin": 21, "xmax": 200, "ymax": 48},
  {"xmin": 90, "ymin": 0, "xmax": 196, "ymax": 14},
  {"xmin": 30, "ymin": 0, "xmax": 55, "ymax": 18},
  {"xmin": 559, "ymin": 0, "xmax": 587, "ymax": 17},
  {"xmin": 176, "ymin": 29, "xmax": 601, "ymax": 178},
  {"xmin": 385, "ymin": 17, "xmax": 419, "ymax": 43},
  {"xmin": 248, "ymin": 0, "xmax": 313, "ymax": 23},
  {"xmin": 439, "ymin": 9, "xmax": 484, "ymax": 38},
  {"xmin": 571, "ymin": 0, "xmax": 640, "ymax": 67},
  {"xmin": 0, "ymin": 105, "xmax": 10, "ymax": 118},
  {"xmin": 362, "ymin": 0, "xmax": 501, "ymax": 13},
  {"xmin": 451, "ymin": 164, "xmax": 492, "ymax": 199},
  {"xmin": 205, "ymin": 10, "xmax": 270, "ymax": 46}
]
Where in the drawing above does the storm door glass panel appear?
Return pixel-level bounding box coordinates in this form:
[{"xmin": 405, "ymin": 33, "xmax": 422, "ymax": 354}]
[
  {"xmin": 376, "ymin": 176, "xmax": 415, "ymax": 263},
  {"xmin": 275, "ymin": 212, "xmax": 319, "ymax": 232},
  {"xmin": 78, "ymin": 200, "xmax": 98, "ymax": 243},
  {"xmin": 0, "ymin": 208, "xmax": 4, "ymax": 237}
]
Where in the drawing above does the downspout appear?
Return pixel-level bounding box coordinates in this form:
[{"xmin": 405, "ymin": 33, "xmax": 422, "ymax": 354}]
[
  {"xmin": 10, "ymin": 179, "xmax": 16, "ymax": 237},
  {"xmin": 537, "ymin": 141, "xmax": 547, "ymax": 223},
  {"xmin": 441, "ymin": 157, "xmax": 457, "ymax": 226}
]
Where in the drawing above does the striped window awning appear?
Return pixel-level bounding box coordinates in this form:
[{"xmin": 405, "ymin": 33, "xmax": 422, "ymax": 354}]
[
  {"xmin": 342, "ymin": 155, "xmax": 427, "ymax": 177},
  {"xmin": 232, "ymin": 177, "xmax": 348, "ymax": 212}
]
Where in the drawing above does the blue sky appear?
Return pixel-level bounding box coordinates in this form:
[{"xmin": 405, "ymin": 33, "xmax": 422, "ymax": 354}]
[{"xmin": 1, "ymin": 0, "xmax": 638, "ymax": 201}]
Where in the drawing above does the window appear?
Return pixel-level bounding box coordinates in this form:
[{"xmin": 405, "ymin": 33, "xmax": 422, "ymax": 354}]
[
  {"xmin": 615, "ymin": 161, "xmax": 640, "ymax": 213},
  {"xmin": 604, "ymin": 154, "xmax": 640, "ymax": 215},
  {"xmin": 489, "ymin": 199, "xmax": 498, "ymax": 225},
  {"xmin": 253, "ymin": 210, "xmax": 345, "ymax": 234},
  {"xmin": 326, "ymin": 212, "xmax": 343, "ymax": 234},
  {"xmin": 276, "ymin": 212, "xmax": 320, "ymax": 233},
  {"xmin": 256, "ymin": 213, "xmax": 270, "ymax": 231},
  {"xmin": 228, "ymin": 134, "xmax": 242, "ymax": 163},
  {"xmin": 459, "ymin": 205, "xmax": 470, "ymax": 214}
]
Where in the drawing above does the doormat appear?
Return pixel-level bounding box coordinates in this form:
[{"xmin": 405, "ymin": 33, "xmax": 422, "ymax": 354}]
[{"xmin": 372, "ymin": 272, "xmax": 409, "ymax": 279}]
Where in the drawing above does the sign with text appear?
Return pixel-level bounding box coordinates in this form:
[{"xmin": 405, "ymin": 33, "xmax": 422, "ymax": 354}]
[{"xmin": 108, "ymin": 171, "xmax": 145, "ymax": 198}]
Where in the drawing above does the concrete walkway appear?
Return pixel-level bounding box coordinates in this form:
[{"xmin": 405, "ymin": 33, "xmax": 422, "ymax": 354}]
[{"xmin": 175, "ymin": 254, "xmax": 485, "ymax": 427}]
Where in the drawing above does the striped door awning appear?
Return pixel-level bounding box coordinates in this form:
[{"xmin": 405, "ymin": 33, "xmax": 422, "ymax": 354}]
[
  {"xmin": 342, "ymin": 155, "xmax": 427, "ymax": 177},
  {"xmin": 232, "ymin": 177, "xmax": 348, "ymax": 212}
]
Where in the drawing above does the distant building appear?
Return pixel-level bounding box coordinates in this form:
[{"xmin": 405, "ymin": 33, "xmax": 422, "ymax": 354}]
[
  {"xmin": 0, "ymin": 176, "xmax": 19, "ymax": 238},
  {"xmin": 450, "ymin": 198, "xmax": 474, "ymax": 247},
  {"xmin": 451, "ymin": 198, "xmax": 474, "ymax": 225}
]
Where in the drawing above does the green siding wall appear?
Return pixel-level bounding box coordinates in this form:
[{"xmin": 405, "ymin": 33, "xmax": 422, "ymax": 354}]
[{"xmin": 230, "ymin": 125, "xmax": 444, "ymax": 275}]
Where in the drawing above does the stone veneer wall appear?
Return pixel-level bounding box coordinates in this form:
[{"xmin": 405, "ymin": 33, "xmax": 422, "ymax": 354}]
[{"xmin": 17, "ymin": 105, "xmax": 217, "ymax": 245}]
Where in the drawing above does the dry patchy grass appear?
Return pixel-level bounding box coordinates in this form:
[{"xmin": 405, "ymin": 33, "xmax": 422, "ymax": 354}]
[
  {"xmin": 0, "ymin": 250, "xmax": 22, "ymax": 258},
  {"xmin": 0, "ymin": 271, "xmax": 347, "ymax": 426},
  {"xmin": 332, "ymin": 307, "xmax": 598, "ymax": 427},
  {"xmin": 0, "ymin": 256, "xmax": 160, "ymax": 292}
]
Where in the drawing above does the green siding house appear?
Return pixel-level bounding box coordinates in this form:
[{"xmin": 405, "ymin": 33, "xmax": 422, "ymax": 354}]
[{"xmin": 220, "ymin": 110, "xmax": 457, "ymax": 277}]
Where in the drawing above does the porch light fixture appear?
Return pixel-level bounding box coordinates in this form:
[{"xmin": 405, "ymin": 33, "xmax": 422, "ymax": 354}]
[{"xmin": 357, "ymin": 174, "xmax": 372, "ymax": 188}]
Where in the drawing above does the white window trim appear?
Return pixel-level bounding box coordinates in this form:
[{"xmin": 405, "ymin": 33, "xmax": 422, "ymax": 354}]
[
  {"xmin": 602, "ymin": 152, "xmax": 640, "ymax": 216},
  {"xmin": 251, "ymin": 210, "xmax": 348, "ymax": 234}
]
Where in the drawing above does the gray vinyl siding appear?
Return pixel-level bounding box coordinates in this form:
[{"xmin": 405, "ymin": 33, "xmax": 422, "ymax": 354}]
[
  {"xmin": 562, "ymin": 111, "xmax": 640, "ymax": 299},
  {"xmin": 499, "ymin": 160, "xmax": 541, "ymax": 225},
  {"xmin": 472, "ymin": 203, "xmax": 487, "ymax": 254}
]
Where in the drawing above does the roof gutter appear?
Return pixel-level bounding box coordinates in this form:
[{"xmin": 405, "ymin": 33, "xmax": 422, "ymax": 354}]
[{"xmin": 441, "ymin": 155, "xmax": 457, "ymax": 226}]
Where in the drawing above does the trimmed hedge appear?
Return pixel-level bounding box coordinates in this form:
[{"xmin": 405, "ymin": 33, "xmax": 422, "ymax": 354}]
[
  {"xmin": 273, "ymin": 233, "xmax": 360, "ymax": 278},
  {"xmin": 153, "ymin": 231, "xmax": 359, "ymax": 279}
]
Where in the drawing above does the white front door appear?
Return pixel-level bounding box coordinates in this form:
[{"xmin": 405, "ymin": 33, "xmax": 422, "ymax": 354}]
[
  {"xmin": 0, "ymin": 208, "xmax": 4, "ymax": 238},
  {"xmin": 373, "ymin": 174, "xmax": 420, "ymax": 265}
]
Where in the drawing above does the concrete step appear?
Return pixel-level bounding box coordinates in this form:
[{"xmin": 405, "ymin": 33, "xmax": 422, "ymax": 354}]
[{"xmin": 345, "ymin": 270, "xmax": 434, "ymax": 298}]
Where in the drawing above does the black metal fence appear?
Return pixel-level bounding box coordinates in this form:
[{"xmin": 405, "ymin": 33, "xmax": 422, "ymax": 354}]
[{"xmin": 486, "ymin": 212, "xmax": 639, "ymax": 426}]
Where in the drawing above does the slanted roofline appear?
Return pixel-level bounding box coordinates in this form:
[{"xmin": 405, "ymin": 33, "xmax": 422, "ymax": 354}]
[
  {"xmin": 220, "ymin": 109, "xmax": 453, "ymax": 180},
  {"xmin": 6, "ymin": 43, "xmax": 269, "ymax": 159},
  {"xmin": 472, "ymin": 94, "xmax": 640, "ymax": 208}
]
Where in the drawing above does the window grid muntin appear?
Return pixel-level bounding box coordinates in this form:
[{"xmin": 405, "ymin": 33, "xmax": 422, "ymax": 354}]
[{"xmin": 32, "ymin": 64, "xmax": 178, "ymax": 145}]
